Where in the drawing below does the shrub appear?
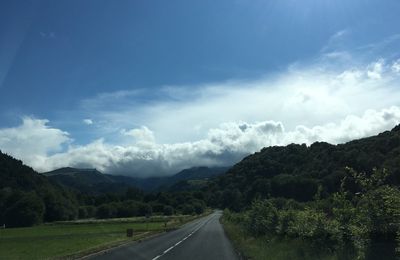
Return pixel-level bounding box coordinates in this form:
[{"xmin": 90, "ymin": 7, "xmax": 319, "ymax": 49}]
[{"xmin": 247, "ymin": 200, "xmax": 279, "ymax": 236}]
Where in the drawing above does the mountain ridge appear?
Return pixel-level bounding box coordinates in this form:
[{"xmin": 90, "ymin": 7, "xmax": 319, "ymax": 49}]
[{"xmin": 43, "ymin": 166, "xmax": 229, "ymax": 193}]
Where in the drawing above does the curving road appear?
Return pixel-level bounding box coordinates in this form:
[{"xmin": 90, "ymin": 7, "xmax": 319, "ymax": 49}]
[{"xmin": 85, "ymin": 211, "xmax": 239, "ymax": 260}]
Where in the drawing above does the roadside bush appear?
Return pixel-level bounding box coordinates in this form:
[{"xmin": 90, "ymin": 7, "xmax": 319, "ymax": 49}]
[
  {"xmin": 287, "ymin": 208, "xmax": 340, "ymax": 248},
  {"xmin": 276, "ymin": 209, "xmax": 296, "ymax": 236},
  {"xmin": 247, "ymin": 199, "xmax": 279, "ymax": 236}
]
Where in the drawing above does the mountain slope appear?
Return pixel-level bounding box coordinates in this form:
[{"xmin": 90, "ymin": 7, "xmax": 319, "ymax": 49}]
[
  {"xmin": 44, "ymin": 166, "xmax": 229, "ymax": 193},
  {"xmin": 44, "ymin": 167, "xmax": 135, "ymax": 194},
  {"xmin": 0, "ymin": 151, "xmax": 78, "ymax": 226},
  {"xmin": 211, "ymin": 125, "xmax": 400, "ymax": 209}
]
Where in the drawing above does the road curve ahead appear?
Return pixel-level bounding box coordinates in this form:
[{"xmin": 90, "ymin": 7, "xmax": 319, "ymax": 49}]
[{"xmin": 86, "ymin": 210, "xmax": 239, "ymax": 260}]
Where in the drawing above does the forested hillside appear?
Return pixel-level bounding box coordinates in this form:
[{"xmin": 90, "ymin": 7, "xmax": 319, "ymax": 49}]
[
  {"xmin": 0, "ymin": 152, "xmax": 210, "ymax": 227},
  {"xmin": 210, "ymin": 125, "xmax": 400, "ymax": 210},
  {"xmin": 0, "ymin": 151, "xmax": 78, "ymax": 227},
  {"xmin": 217, "ymin": 125, "xmax": 400, "ymax": 259}
]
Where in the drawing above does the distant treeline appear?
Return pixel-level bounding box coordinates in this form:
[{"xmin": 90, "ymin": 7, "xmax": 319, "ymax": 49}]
[
  {"xmin": 0, "ymin": 151, "xmax": 207, "ymax": 227},
  {"xmin": 207, "ymin": 125, "xmax": 400, "ymax": 211}
]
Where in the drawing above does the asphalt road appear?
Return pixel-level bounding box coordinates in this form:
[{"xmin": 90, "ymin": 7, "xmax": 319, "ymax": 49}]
[{"xmin": 86, "ymin": 211, "xmax": 239, "ymax": 260}]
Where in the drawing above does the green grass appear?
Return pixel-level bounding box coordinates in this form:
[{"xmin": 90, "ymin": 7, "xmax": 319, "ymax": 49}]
[
  {"xmin": 222, "ymin": 219, "xmax": 339, "ymax": 260},
  {"xmin": 0, "ymin": 215, "xmax": 199, "ymax": 260}
]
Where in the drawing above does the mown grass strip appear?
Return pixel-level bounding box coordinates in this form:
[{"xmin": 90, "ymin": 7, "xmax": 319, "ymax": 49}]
[{"xmin": 0, "ymin": 212, "xmax": 212, "ymax": 260}]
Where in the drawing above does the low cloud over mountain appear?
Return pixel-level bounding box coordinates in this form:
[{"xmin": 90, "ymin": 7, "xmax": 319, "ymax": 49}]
[
  {"xmin": 1, "ymin": 106, "xmax": 400, "ymax": 177},
  {"xmin": 2, "ymin": 47, "xmax": 400, "ymax": 177}
]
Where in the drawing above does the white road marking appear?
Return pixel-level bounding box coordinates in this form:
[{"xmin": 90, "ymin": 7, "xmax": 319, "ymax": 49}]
[
  {"xmin": 150, "ymin": 214, "xmax": 216, "ymax": 260},
  {"xmin": 163, "ymin": 246, "xmax": 174, "ymax": 254}
]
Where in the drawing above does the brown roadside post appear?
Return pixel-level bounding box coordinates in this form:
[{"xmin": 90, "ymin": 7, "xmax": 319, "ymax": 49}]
[{"xmin": 127, "ymin": 228, "xmax": 133, "ymax": 237}]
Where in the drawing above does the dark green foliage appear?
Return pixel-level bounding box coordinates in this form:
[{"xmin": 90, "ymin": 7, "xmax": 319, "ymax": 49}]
[
  {"xmin": 139, "ymin": 203, "xmax": 153, "ymax": 216},
  {"xmin": 247, "ymin": 200, "xmax": 279, "ymax": 236},
  {"xmin": 163, "ymin": 205, "xmax": 174, "ymax": 216},
  {"xmin": 181, "ymin": 204, "xmax": 195, "ymax": 215},
  {"xmin": 43, "ymin": 190, "xmax": 78, "ymax": 222},
  {"xmin": 226, "ymin": 168, "xmax": 400, "ymax": 259},
  {"xmin": 78, "ymin": 206, "xmax": 88, "ymax": 219},
  {"xmin": 0, "ymin": 151, "xmax": 78, "ymax": 227},
  {"xmin": 212, "ymin": 125, "xmax": 400, "ymax": 210},
  {"xmin": 96, "ymin": 203, "xmax": 118, "ymax": 219},
  {"xmin": 193, "ymin": 201, "xmax": 205, "ymax": 215},
  {"xmin": 270, "ymin": 174, "xmax": 318, "ymax": 201},
  {"xmin": 4, "ymin": 192, "xmax": 45, "ymax": 227},
  {"xmin": 0, "ymin": 151, "xmax": 216, "ymax": 227},
  {"xmin": 218, "ymin": 126, "xmax": 400, "ymax": 258}
]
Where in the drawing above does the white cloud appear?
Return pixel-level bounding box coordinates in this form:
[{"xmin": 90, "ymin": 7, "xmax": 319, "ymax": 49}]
[
  {"xmin": 79, "ymin": 56, "xmax": 400, "ymax": 145},
  {"xmin": 392, "ymin": 59, "xmax": 400, "ymax": 73},
  {"xmin": 0, "ymin": 117, "xmax": 70, "ymax": 170},
  {"xmin": 121, "ymin": 126, "xmax": 156, "ymax": 148},
  {"xmin": 367, "ymin": 59, "xmax": 384, "ymax": 79},
  {"xmin": 2, "ymin": 37, "xmax": 400, "ymax": 176},
  {"xmin": 83, "ymin": 118, "xmax": 93, "ymax": 125},
  {"xmin": 1, "ymin": 106, "xmax": 400, "ymax": 177},
  {"xmin": 320, "ymin": 29, "xmax": 351, "ymax": 55}
]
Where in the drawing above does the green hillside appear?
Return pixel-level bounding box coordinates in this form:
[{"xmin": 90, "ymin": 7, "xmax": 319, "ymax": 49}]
[
  {"xmin": 211, "ymin": 125, "xmax": 400, "ymax": 210},
  {"xmin": 215, "ymin": 125, "xmax": 400, "ymax": 259},
  {"xmin": 0, "ymin": 151, "xmax": 78, "ymax": 227}
]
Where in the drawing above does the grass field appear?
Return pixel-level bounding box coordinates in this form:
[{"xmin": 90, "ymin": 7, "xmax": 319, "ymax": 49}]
[
  {"xmin": 221, "ymin": 218, "xmax": 340, "ymax": 260},
  {"xmin": 0, "ymin": 215, "xmax": 199, "ymax": 260}
]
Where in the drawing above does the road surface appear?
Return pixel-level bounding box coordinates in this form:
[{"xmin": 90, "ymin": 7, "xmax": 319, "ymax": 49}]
[{"xmin": 85, "ymin": 210, "xmax": 239, "ymax": 260}]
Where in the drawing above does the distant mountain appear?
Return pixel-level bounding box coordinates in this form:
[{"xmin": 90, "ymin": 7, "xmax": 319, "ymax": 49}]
[
  {"xmin": 168, "ymin": 166, "xmax": 230, "ymax": 184},
  {"xmin": 159, "ymin": 166, "xmax": 230, "ymax": 191},
  {"xmin": 43, "ymin": 167, "xmax": 134, "ymax": 194},
  {"xmin": 43, "ymin": 166, "xmax": 229, "ymax": 193},
  {"xmin": 45, "ymin": 167, "xmax": 113, "ymax": 182},
  {"xmin": 210, "ymin": 125, "xmax": 400, "ymax": 210}
]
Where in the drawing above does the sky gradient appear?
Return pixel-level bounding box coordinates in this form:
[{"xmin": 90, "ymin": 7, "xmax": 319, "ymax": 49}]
[{"xmin": 1, "ymin": 0, "xmax": 400, "ymax": 176}]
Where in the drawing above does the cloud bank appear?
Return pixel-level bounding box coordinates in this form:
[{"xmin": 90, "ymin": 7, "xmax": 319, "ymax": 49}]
[
  {"xmin": 1, "ymin": 38, "xmax": 400, "ymax": 176},
  {"xmin": 78, "ymin": 56, "xmax": 400, "ymax": 145},
  {"xmin": 1, "ymin": 106, "xmax": 400, "ymax": 177}
]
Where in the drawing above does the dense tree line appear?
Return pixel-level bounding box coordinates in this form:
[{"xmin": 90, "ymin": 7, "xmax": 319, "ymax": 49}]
[
  {"xmin": 0, "ymin": 151, "xmax": 207, "ymax": 227},
  {"xmin": 75, "ymin": 189, "xmax": 207, "ymax": 219},
  {"xmin": 213, "ymin": 125, "xmax": 400, "ymax": 258},
  {"xmin": 208, "ymin": 125, "xmax": 400, "ymax": 211},
  {"xmin": 0, "ymin": 151, "xmax": 79, "ymax": 227}
]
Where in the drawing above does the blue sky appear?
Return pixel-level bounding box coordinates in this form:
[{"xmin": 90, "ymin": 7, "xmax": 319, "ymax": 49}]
[{"xmin": 1, "ymin": 0, "xmax": 400, "ymax": 176}]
